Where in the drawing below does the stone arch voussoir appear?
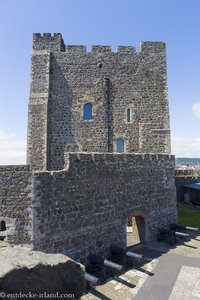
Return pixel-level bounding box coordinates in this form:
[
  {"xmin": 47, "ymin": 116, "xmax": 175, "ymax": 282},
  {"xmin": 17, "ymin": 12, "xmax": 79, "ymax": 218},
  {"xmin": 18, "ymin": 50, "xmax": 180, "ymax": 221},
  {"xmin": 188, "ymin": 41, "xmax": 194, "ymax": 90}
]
[{"xmin": 124, "ymin": 208, "xmax": 150, "ymax": 223}]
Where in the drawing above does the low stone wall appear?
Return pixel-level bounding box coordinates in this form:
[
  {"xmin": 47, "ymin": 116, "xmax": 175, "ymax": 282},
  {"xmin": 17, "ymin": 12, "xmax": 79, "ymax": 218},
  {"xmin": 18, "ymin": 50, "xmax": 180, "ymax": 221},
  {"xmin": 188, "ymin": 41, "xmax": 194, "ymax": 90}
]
[
  {"xmin": 0, "ymin": 156, "xmax": 177, "ymax": 263},
  {"xmin": 32, "ymin": 153, "xmax": 177, "ymax": 263},
  {"xmin": 0, "ymin": 165, "xmax": 33, "ymax": 244}
]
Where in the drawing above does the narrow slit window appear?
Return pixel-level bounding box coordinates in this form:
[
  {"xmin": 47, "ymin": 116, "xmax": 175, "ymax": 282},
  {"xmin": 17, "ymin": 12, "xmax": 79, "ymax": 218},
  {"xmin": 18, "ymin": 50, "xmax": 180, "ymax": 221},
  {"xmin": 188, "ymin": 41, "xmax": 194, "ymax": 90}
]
[
  {"xmin": 0, "ymin": 221, "xmax": 6, "ymax": 231},
  {"xmin": 127, "ymin": 108, "xmax": 131, "ymax": 122},
  {"xmin": 117, "ymin": 139, "xmax": 125, "ymax": 153},
  {"xmin": 84, "ymin": 103, "xmax": 93, "ymax": 120}
]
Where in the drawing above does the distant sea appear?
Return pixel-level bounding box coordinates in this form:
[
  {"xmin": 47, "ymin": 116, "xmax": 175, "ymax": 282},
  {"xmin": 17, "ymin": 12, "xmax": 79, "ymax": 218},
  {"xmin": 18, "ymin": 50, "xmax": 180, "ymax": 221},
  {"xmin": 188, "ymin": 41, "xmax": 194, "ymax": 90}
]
[{"xmin": 176, "ymin": 157, "xmax": 200, "ymax": 166}]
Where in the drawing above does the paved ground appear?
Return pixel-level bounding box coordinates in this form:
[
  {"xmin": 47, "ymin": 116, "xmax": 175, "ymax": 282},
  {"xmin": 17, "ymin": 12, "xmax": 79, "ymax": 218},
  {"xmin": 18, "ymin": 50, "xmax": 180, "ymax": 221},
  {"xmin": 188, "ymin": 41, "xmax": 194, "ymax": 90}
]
[
  {"xmin": 134, "ymin": 252, "xmax": 200, "ymax": 300},
  {"xmin": 82, "ymin": 235, "xmax": 200, "ymax": 300},
  {"xmin": 169, "ymin": 266, "xmax": 200, "ymax": 300}
]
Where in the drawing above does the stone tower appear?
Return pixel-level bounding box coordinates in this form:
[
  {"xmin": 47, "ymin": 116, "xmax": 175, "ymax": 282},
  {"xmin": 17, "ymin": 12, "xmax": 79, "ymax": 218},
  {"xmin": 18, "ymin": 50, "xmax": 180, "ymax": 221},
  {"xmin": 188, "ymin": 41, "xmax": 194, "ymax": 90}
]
[
  {"xmin": 27, "ymin": 33, "xmax": 171, "ymax": 171},
  {"xmin": 0, "ymin": 34, "xmax": 177, "ymax": 260}
]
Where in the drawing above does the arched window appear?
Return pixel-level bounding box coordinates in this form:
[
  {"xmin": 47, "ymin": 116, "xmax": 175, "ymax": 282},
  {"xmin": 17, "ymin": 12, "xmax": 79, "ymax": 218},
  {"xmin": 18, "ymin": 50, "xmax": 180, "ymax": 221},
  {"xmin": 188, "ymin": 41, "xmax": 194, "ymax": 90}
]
[
  {"xmin": 67, "ymin": 145, "xmax": 73, "ymax": 152},
  {"xmin": 74, "ymin": 145, "xmax": 79, "ymax": 152},
  {"xmin": 0, "ymin": 220, "xmax": 6, "ymax": 231},
  {"xmin": 84, "ymin": 103, "xmax": 93, "ymax": 120},
  {"xmin": 127, "ymin": 108, "xmax": 131, "ymax": 122},
  {"xmin": 116, "ymin": 139, "xmax": 125, "ymax": 153}
]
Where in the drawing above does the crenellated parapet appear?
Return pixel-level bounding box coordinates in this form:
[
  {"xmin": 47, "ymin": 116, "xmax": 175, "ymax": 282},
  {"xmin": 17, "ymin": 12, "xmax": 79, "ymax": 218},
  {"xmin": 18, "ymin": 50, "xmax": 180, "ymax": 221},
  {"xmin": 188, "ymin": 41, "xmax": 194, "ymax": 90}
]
[{"xmin": 32, "ymin": 33, "xmax": 166, "ymax": 55}]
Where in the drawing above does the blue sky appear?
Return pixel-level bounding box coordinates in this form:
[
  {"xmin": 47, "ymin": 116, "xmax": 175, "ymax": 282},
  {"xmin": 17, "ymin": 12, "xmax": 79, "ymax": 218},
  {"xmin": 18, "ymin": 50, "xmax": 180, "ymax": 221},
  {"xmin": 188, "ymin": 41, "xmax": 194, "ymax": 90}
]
[{"xmin": 0, "ymin": 0, "xmax": 200, "ymax": 164}]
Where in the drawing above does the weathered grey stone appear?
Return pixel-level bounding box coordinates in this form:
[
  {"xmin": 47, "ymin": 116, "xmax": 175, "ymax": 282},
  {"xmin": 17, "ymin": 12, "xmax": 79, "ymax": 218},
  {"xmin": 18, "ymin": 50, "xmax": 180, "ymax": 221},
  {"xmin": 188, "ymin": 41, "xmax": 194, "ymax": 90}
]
[
  {"xmin": 27, "ymin": 34, "xmax": 170, "ymax": 171},
  {"xmin": 31, "ymin": 153, "xmax": 177, "ymax": 263},
  {"xmin": 0, "ymin": 243, "xmax": 84, "ymax": 296},
  {"xmin": 0, "ymin": 33, "xmax": 177, "ymax": 266},
  {"xmin": 0, "ymin": 166, "xmax": 33, "ymax": 244},
  {"xmin": 0, "ymin": 153, "xmax": 177, "ymax": 264}
]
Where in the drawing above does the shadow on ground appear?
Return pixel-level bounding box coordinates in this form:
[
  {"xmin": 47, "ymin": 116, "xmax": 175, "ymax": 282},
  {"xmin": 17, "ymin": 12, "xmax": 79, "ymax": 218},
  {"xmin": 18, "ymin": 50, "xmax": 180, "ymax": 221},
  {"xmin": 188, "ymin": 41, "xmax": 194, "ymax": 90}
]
[{"xmin": 81, "ymin": 233, "xmax": 200, "ymax": 300}]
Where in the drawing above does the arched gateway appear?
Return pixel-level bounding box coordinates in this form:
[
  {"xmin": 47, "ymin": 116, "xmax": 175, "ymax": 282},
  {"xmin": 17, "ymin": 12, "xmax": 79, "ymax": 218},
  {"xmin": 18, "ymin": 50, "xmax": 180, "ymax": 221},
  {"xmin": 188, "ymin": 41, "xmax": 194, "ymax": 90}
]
[{"xmin": 125, "ymin": 210, "xmax": 149, "ymax": 246}]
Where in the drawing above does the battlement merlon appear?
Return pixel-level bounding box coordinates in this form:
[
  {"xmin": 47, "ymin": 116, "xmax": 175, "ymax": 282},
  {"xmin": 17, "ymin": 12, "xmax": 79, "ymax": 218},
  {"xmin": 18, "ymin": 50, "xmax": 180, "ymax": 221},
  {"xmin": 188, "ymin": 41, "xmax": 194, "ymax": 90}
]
[
  {"xmin": 140, "ymin": 41, "xmax": 166, "ymax": 53},
  {"xmin": 32, "ymin": 33, "xmax": 166, "ymax": 54},
  {"xmin": 33, "ymin": 33, "xmax": 65, "ymax": 52}
]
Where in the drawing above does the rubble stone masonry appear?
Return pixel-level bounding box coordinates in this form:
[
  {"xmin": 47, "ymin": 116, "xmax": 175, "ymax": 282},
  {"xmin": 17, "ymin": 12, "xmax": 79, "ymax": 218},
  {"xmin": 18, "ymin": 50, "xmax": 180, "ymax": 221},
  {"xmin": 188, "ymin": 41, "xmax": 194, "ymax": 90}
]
[
  {"xmin": 0, "ymin": 165, "xmax": 33, "ymax": 244},
  {"xmin": 0, "ymin": 33, "xmax": 177, "ymax": 264},
  {"xmin": 27, "ymin": 33, "xmax": 170, "ymax": 171},
  {"xmin": 31, "ymin": 153, "xmax": 176, "ymax": 263}
]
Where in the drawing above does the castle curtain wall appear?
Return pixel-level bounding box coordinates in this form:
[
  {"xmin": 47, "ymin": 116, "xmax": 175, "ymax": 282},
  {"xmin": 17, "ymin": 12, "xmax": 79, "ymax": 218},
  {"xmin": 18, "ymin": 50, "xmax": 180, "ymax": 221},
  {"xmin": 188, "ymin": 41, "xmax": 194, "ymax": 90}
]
[
  {"xmin": 0, "ymin": 166, "xmax": 33, "ymax": 244},
  {"xmin": 31, "ymin": 153, "xmax": 177, "ymax": 263}
]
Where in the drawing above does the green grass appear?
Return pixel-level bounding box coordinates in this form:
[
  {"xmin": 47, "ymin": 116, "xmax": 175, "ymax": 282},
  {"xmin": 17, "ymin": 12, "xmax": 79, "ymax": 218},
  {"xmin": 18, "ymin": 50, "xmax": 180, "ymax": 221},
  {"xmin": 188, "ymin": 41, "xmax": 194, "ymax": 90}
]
[
  {"xmin": 175, "ymin": 174, "xmax": 196, "ymax": 178},
  {"xmin": 178, "ymin": 202, "xmax": 200, "ymax": 234}
]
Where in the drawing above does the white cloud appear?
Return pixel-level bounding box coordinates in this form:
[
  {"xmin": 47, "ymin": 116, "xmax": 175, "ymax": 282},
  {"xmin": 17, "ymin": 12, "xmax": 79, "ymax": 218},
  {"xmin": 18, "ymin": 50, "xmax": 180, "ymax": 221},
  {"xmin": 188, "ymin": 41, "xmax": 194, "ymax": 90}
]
[
  {"xmin": 0, "ymin": 129, "xmax": 26, "ymax": 165},
  {"xmin": 171, "ymin": 137, "xmax": 200, "ymax": 158},
  {"xmin": 0, "ymin": 129, "xmax": 199, "ymax": 163},
  {"xmin": 192, "ymin": 103, "xmax": 200, "ymax": 118}
]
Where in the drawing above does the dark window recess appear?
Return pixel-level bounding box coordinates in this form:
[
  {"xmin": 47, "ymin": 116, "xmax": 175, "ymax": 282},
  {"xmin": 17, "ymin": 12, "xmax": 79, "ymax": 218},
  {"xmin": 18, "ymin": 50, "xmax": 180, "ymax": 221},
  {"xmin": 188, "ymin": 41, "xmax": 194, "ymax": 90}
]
[
  {"xmin": 127, "ymin": 108, "xmax": 131, "ymax": 122},
  {"xmin": 84, "ymin": 103, "xmax": 93, "ymax": 120},
  {"xmin": 0, "ymin": 221, "xmax": 6, "ymax": 231}
]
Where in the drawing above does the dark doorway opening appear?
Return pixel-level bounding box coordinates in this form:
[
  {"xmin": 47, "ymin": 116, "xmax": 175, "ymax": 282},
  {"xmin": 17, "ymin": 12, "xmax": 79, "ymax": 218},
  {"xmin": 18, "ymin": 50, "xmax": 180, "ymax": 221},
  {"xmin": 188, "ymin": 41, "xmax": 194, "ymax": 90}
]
[{"xmin": 126, "ymin": 216, "xmax": 145, "ymax": 247}]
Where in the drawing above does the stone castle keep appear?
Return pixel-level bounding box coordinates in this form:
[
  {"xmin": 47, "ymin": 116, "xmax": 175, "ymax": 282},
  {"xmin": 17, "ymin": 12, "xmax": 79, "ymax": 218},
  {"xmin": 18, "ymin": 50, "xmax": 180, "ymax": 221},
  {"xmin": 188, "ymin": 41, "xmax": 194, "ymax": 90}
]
[{"xmin": 0, "ymin": 33, "xmax": 177, "ymax": 263}]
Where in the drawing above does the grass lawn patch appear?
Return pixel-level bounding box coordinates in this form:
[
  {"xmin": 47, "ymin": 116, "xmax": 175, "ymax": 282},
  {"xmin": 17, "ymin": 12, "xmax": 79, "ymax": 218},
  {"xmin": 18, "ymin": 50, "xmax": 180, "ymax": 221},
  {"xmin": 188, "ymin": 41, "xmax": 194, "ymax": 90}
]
[{"xmin": 178, "ymin": 202, "xmax": 200, "ymax": 234}]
